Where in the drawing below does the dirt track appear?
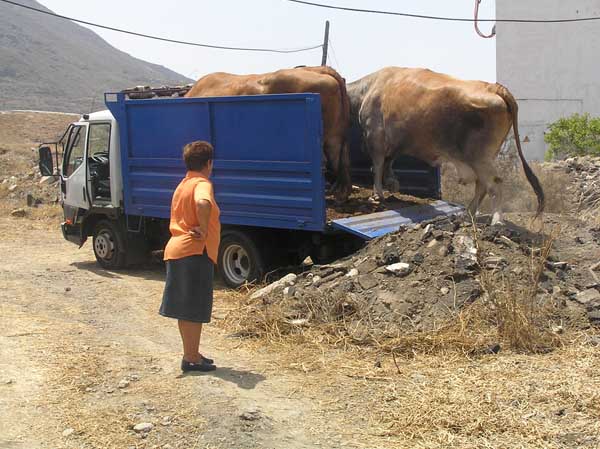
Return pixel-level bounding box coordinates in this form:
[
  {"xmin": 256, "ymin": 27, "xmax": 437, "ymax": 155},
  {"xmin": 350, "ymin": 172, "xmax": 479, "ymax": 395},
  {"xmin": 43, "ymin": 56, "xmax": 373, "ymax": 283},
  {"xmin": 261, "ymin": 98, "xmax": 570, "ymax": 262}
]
[{"xmin": 0, "ymin": 216, "xmax": 364, "ymax": 449}]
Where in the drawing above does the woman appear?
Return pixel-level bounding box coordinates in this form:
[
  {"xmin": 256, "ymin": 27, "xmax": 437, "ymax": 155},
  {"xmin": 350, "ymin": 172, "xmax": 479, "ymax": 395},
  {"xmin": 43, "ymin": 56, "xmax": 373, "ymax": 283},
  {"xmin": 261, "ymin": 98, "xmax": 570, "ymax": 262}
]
[{"xmin": 160, "ymin": 140, "xmax": 221, "ymax": 372}]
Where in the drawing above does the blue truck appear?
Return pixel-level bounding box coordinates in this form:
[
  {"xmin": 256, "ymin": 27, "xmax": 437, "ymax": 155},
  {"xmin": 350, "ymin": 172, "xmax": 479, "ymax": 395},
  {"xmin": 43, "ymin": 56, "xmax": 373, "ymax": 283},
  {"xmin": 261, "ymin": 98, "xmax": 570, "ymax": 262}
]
[{"xmin": 38, "ymin": 89, "xmax": 461, "ymax": 287}]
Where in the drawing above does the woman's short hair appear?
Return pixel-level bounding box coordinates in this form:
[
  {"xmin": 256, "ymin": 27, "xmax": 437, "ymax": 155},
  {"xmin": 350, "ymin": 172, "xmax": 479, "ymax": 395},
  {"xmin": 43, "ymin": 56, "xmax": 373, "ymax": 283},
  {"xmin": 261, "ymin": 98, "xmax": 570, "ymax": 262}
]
[{"xmin": 183, "ymin": 141, "xmax": 214, "ymax": 171}]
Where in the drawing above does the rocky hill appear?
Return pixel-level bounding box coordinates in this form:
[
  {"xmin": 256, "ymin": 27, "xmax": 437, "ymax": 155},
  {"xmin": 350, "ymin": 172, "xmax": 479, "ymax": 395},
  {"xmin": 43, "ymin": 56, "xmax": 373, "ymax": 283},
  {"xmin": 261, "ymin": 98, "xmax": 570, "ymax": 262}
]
[{"xmin": 0, "ymin": 0, "xmax": 192, "ymax": 113}]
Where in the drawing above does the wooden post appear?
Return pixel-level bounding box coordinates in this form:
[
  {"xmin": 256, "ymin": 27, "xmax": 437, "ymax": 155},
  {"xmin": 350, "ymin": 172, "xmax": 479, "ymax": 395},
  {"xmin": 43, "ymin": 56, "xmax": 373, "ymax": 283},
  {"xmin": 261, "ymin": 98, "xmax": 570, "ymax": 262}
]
[{"xmin": 321, "ymin": 20, "xmax": 330, "ymax": 66}]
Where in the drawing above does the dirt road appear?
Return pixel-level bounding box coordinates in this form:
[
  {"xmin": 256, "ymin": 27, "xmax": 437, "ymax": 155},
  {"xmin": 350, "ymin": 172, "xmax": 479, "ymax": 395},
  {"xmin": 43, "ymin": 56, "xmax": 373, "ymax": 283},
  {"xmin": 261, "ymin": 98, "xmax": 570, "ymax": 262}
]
[{"xmin": 0, "ymin": 215, "xmax": 366, "ymax": 449}]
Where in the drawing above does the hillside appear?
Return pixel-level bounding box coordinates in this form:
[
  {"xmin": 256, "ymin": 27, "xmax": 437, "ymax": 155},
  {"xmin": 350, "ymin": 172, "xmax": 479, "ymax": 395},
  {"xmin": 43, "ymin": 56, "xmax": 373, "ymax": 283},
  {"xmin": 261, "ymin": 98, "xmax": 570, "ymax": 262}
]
[{"xmin": 0, "ymin": 0, "xmax": 192, "ymax": 113}]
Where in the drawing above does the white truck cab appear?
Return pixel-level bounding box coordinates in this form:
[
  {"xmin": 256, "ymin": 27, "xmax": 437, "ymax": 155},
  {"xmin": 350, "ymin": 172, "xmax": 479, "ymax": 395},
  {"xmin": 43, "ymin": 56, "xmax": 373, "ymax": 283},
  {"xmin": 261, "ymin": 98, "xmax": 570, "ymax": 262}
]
[
  {"xmin": 60, "ymin": 110, "xmax": 122, "ymax": 211},
  {"xmin": 39, "ymin": 110, "xmax": 143, "ymax": 268}
]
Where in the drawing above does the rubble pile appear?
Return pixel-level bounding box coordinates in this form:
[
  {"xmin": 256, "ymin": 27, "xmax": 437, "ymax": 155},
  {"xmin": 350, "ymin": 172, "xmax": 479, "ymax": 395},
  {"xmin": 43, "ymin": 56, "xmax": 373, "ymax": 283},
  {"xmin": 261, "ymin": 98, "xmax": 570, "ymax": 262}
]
[
  {"xmin": 1, "ymin": 147, "xmax": 60, "ymax": 215},
  {"xmin": 544, "ymin": 156, "xmax": 600, "ymax": 216},
  {"xmin": 250, "ymin": 215, "xmax": 599, "ymax": 339}
]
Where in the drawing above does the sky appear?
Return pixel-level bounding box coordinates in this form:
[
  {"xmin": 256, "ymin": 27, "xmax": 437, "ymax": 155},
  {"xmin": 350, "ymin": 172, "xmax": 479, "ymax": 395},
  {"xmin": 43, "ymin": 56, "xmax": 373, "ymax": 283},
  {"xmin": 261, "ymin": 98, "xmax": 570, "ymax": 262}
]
[{"xmin": 38, "ymin": 0, "xmax": 497, "ymax": 83}]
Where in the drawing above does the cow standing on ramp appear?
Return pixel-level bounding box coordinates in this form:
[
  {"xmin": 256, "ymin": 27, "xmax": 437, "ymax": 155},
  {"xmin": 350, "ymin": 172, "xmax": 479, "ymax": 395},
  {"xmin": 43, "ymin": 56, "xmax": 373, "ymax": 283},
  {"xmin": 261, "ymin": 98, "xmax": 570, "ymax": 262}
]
[
  {"xmin": 347, "ymin": 67, "xmax": 545, "ymax": 223},
  {"xmin": 186, "ymin": 66, "xmax": 351, "ymax": 202}
]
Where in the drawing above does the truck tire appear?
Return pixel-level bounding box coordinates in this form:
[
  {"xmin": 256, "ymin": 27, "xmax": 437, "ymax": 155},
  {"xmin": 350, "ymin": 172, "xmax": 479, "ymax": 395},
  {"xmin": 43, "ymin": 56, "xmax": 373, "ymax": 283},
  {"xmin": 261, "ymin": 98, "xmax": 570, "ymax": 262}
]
[
  {"xmin": 93, "ymin": 220, "xmax": 127, "ymax": 270},
  {"xmin": 218, "ymin": 231, "xmax": 264, "ymax": 288}
]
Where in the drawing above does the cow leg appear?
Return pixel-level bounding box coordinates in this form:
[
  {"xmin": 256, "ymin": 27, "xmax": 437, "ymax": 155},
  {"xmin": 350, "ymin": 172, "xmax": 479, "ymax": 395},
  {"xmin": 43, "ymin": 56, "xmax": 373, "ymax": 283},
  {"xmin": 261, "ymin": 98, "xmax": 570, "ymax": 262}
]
[
  {"xmin": 333, "ymin": 141, "xmax": 352, "ymax": 202},
  {"xmin": 489, "ymin": 175, "xmax": 504, "ymax": 225},
  {"xmin": 467, "ymin": 179, "xmax": 487, "ymax": 218},
  {"xmin": 370, "ymin": 151, "xmax": 386, "ymax": 203},
  {"xmin": 468, "ymin": 163, "xmax": 504, "ymax": 224},
  {"xmin": 383, "ymin": 158, "xmax": 400, "ymax": 192}
]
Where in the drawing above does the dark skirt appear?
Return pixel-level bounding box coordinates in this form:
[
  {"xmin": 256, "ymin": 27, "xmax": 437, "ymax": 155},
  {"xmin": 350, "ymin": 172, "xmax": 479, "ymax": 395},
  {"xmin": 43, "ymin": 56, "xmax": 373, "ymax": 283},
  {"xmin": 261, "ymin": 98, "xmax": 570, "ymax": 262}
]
[{"xmin": 159, "ymin": 253, "xmax": 214, "ymax": 323}]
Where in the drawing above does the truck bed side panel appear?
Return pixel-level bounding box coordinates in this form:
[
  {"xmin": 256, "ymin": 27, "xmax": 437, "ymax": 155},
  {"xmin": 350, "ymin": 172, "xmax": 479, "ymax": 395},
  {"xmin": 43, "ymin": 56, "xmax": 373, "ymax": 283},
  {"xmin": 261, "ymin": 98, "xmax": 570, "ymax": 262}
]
[{"xmin": 106, "ymin": 93, "xmax": 325, "ymax": 232}]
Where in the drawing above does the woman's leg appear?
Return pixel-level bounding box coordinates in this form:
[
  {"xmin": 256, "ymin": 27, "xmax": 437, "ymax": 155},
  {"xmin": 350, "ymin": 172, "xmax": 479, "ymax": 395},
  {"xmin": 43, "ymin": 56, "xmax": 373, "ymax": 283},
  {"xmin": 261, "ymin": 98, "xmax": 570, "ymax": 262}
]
[{"xmin": 178, "ymin": 320, "xmax": 203, "ymax": 363}]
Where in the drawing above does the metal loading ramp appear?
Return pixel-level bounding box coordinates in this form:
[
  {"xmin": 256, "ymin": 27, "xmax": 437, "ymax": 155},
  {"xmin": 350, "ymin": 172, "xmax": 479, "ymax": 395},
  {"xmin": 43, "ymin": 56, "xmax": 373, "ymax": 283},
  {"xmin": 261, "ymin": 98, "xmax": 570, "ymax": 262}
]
[{"xmin": 330, "ymin": 200, "xmax": 465, "ymax": 240}]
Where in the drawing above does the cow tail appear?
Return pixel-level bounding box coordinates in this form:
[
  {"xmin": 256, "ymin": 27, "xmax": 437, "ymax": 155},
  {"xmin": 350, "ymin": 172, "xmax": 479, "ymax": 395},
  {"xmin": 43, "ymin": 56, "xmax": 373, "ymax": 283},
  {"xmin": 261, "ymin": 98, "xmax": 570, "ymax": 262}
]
[{"xmin": 493, "ymin": 83, "xmax": 545, "ymax": 216}]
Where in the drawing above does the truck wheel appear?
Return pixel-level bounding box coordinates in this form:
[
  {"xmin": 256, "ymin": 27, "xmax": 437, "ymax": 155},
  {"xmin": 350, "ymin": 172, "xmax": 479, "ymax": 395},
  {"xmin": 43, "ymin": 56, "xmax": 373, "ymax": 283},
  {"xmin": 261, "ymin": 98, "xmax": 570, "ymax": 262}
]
[
  {"xmin": 93, "ymin": 220, "xmax": 127, "ymax": 269},
  {"xmin": 218, "ymin": 231, "xmax": 264, "ymax": 288}
]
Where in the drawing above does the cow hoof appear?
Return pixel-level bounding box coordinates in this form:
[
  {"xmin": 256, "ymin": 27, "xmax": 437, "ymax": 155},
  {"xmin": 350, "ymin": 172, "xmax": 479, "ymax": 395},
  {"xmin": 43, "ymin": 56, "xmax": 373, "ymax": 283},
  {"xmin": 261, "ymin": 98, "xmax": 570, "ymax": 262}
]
[{"xmin": 491, "ymin": 213, "xmax": 504, "ymax": 226}]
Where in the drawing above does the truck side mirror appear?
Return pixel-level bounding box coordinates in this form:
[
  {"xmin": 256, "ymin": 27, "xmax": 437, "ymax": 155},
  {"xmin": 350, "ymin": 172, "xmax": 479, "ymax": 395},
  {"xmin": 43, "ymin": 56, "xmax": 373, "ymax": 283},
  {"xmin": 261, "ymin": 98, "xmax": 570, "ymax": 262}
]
[{"xmin": 38, "ymin": 146, "xmax": 54, "ymax": 176}]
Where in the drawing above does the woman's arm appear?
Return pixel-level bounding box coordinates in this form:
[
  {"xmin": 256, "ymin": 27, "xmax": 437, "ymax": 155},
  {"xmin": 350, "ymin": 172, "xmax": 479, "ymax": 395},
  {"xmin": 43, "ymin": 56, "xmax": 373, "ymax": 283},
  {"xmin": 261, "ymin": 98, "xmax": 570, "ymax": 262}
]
[{"xmin": 188, "ymin": 199, "xmax": 212, "ymax": 240}]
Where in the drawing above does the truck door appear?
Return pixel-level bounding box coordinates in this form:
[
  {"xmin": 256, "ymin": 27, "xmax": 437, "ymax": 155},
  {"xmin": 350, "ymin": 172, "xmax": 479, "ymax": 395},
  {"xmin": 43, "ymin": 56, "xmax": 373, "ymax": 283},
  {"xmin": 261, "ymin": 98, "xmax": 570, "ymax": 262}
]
[{"xmin": 62, "ymin": 124, "xmax": 90, "ymax": 211}]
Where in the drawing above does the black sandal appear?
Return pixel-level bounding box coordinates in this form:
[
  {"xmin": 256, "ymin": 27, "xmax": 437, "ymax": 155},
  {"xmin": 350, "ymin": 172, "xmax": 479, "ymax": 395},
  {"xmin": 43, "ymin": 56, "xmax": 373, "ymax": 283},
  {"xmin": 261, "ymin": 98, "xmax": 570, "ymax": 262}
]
[
  {"xmin": 181, "ymin": 358, "xmax": 216, "ymax": 372},
  {"xmin": 200, "ymin": 354, "xmax": 214, "ymax": 364}
]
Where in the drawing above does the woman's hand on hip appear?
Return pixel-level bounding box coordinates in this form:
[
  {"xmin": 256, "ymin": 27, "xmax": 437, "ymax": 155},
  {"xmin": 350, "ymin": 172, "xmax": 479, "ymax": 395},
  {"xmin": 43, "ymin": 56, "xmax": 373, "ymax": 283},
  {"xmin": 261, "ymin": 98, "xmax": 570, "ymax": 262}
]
[{"xmin": 188, "ymin": 226, "xmax": 206, "ymax": 240}]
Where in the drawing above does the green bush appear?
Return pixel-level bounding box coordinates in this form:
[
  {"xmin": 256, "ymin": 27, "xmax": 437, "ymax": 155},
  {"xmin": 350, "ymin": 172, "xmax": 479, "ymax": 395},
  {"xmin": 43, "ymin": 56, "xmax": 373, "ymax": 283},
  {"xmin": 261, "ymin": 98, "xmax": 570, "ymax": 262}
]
[{"xmin": 544, "ymin": 113, "xmax": 600, "ymax": 160}]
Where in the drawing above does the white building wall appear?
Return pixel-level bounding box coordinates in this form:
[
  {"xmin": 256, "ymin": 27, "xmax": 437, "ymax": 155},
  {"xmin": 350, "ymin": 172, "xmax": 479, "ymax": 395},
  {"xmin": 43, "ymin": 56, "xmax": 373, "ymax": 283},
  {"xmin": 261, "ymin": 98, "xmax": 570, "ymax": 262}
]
[{"xmin": 496, "ymin": 0, "xmax": 600, "ymax": 160}]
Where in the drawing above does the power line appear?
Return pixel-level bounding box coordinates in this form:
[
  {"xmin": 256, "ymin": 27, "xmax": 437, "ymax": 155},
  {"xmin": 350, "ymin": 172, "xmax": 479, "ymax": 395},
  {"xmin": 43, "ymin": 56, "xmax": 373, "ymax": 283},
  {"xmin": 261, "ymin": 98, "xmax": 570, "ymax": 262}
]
[
  {"xmin": 328, "ymin": 39, "xmax": 342, "ymax": 73},
  {"xmin": 287, "ymin": 0, "xmax": 600, "ymax": 23},
  {"xmin": 0, "ymin": 0, "xmax": 323, "ymax": 53}
]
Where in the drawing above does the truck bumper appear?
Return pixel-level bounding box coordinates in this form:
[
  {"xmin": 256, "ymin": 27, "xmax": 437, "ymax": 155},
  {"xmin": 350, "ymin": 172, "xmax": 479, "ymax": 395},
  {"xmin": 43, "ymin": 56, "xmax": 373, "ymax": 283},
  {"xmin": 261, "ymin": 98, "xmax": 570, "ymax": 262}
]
[{"xmin": 61, "ymin": 222, "xmax": 85, "ymax": 246}]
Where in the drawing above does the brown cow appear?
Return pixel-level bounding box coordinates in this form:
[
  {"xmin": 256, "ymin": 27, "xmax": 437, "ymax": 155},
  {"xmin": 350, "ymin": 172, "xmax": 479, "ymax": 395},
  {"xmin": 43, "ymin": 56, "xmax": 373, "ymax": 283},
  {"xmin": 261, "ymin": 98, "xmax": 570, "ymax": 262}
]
[
  {"xmin": 185, "ymin": 66, "xmax": 351, "ymax": 202},
  {"xmin": 347, "ymin": 67, "xmax": 544, "ymax": 223}
]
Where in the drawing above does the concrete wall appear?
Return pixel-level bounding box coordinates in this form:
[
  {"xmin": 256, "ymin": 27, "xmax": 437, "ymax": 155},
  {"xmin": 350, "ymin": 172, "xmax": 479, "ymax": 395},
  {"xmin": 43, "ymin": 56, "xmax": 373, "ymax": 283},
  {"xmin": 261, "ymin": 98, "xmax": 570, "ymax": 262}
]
[{"xmin": 496, "ymin": 0, "xmax": 600, "ymax": 160}]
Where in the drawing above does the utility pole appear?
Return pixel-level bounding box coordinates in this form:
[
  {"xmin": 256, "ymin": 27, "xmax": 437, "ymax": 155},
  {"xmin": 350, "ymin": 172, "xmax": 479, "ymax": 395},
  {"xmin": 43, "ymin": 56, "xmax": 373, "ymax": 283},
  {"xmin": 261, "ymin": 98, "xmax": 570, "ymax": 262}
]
[{"xmin": 321, "ymin": 20, "xmax": 330, "ymax": 66}]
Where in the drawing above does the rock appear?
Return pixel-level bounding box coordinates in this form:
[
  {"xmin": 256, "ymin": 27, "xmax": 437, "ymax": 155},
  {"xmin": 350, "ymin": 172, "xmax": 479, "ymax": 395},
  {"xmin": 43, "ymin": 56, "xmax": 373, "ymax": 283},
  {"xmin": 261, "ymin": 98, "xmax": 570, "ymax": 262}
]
[
  {"xmin": 453, "ymin": 235, "xmax": 478, "ymax": 274},
  {"xmin": 380, "ymin": 246, "xmax": 401, "ymax": 265},
  {"xmin": 358, "ymin": 274, "xmax": 379, "ymax": 290},
  {"xmin": 411, "ymin": 253, "xmax": 425, "ymax": 265},
  {"xmin": 5, "ymin": 379, "xmax": 14, "ymax": 385},
  {"xmin": 118, "ymin": 380, "xmax": 130, "ymax": 389},
  {"xmin": 586, "ymin": 335, "xmax": 600, "ymax": 346},
  {"xmin": 483, "ymin": 256, "xmax": 507, "ymax": 270},
  {"xmin": 346, "ymin": 268, "xmax": 359, "ymax": 278},
  {"xmin": 576, "ymin": 289, "xmax": 600, "ymax": 305},
  {"xmin": 316, "ymin": 271, "xmax": 344, "ymax": 287},
  {"xmin": 546, "ymin": 261, "xmax": 569, "ymax": 271},
  {"xmin": 62, "ymin": 428, "xmax": 75, "ymax": 437},
  {"xmin": 437, "ymin": 245, "xmax": 449, "ymax": 257},
  {"xmin": 588, "ymin": 310, "xmax": 600, "ymax": 323},
  {"xmin": 421, "ymin": 224, "xmax": 433, "ymax": 241},
  {"xmin": 250, "ymin": 273, "xmax": 297, "ymax": 299},
  {"xmin": 486, "ymin": 344, "xmax": 501, "ymax": 354},
  {"xmin": 357, "ymin": 258, "xmax": 378, "ymax": 274},
  {"xmin": 161, "ymin": 416, "xmax": 172, "ymax": 426},
  {"xmin": 440, "ymin": 287, "xmax": 450, "ymax": 295},
  {"xmin": 10, "ymin": 208, "xmax": 26, "ymax": 217},
  {"xmin": 311, "ymin": 276, "xmax": 322, "ymax": 285},
  {"xmin": 133, "ymin": 422, "xmax": 153, "ymax": 433},
  {"xmin": 239, "ymin": 407, "xmax": 261, "ymax": 421},
  {"xmin": 385, "ymin": 262, "xmax": 411, "ymax": 276},
  {"xmin": 8, "ymin": 184, "xmax": 17, "ymax": 192},
  {"xmin": 288, "ymin": 318, "xmax": 309, "ymax": 326},
  {"xmin": 426, "ymin": 239, "xmax": 439, "ymax": 249},
  {"xmin": 302, "ymin": 256, "xmax": 313, "ymax": 266},
  {"xmin": 409, "ymin": 280, "xmax": 421, "ymax": 288},
  {"xmin": 282, "ymin": 286, "xmax": 296, "ymax": 298}
]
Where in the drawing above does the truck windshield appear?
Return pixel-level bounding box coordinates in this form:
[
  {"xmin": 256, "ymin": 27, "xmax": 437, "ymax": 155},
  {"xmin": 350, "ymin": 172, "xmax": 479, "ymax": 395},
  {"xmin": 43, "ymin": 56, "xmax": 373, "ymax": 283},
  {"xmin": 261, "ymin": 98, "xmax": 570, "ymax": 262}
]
[
  {"xmin": 63, "ymin": 125, "xmax": 87, "ymax": 177},
  {"xmin": 88, "ymin": 123, "xmax": 111, "ymax": 157}
]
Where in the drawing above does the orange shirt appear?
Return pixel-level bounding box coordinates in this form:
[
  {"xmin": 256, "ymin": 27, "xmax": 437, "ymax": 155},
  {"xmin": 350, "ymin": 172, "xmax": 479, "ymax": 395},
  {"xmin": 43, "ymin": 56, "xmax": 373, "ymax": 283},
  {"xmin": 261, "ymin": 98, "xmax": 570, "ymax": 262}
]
[{"xmin": 164, "ymin": 171, "xmax": 221, "ymax": 264}]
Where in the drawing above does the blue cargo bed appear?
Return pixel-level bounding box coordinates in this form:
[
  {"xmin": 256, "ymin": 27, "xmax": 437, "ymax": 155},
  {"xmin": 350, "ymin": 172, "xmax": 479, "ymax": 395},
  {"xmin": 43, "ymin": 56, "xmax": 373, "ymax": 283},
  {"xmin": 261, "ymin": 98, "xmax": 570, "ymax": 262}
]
[{"xmin": 106, "ymin": 92, "xmax": 326, "ymax": 232}]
